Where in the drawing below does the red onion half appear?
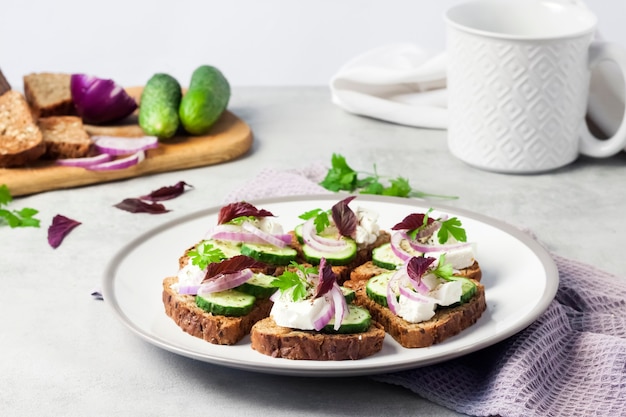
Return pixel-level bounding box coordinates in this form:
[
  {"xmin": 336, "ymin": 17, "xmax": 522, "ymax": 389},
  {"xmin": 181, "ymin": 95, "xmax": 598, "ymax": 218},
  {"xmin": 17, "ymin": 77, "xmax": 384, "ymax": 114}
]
[{"xmin": 71, "ymin": 74, "xmax": 138, "ymax": 124}]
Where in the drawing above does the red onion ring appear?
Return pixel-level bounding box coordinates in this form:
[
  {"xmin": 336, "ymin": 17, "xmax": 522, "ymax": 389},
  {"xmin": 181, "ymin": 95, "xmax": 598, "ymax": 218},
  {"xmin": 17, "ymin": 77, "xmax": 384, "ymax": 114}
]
[
  {"xmin": 330, "ymin": 283, "xmax": 348, "ymax": 331},
  {"xmin": 56, "ymin": 153, "xmax": 114, "ymax": 168},
  {"xmin": 86, "ymin": 151, "xmax": 145, "ymax": 171},
  {"xmin": 301, "ymin": 219, "xmax": 348, "ymax": 253},
  {"xmin": 241, "ymin": 221, "xmax": 287, "ymax": 248},
  {"xmin": 197, "ymin": 269, "xmax": 253, "ymax": 294},
  {"xmin": 93, "ymin": 135, "xmax": 159, "ymax": 156},
  {"xmin": 312, "ymin": 296, "xmax": 335, "ymax": 331},
  {"xmin": 408, "ymin": 239, "xmax": 471, "ymax": 253}
]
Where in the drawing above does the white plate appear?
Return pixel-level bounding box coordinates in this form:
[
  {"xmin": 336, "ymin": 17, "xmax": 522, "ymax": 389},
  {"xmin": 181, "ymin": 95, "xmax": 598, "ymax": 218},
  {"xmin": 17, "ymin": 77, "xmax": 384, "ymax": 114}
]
[{"xmin": 102, "ymin": 194, "xmax": 558, "ymax": 377}]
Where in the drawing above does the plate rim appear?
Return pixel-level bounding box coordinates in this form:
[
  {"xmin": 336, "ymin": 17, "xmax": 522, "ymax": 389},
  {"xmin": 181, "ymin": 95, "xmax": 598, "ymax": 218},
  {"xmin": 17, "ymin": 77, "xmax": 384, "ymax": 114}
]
[{"xmin": 102, "ymin": 193, "xmax": 559, "ymax": 376}]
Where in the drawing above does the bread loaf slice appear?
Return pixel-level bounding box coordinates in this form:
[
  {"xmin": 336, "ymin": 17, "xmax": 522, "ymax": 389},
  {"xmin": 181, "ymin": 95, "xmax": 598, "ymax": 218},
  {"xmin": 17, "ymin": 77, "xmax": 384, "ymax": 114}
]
[
  {"xmin": 250, "ymin": 317, "xmax": 385, "ymax": 360},
  {"xmin": 23, "ymin": 73, "xmax": 75, "ymax": 118},
  {"xmin": 345, "ymin": 278, "xmax": 486, "ymax": 348},
  {"xmin": 38, "ymin": 116, "xmax": 92, "ymax": 159},
  {"xmin": 0, "ymin": 90, "xmax": 45, "ymax": 167},
  {"xmin": 162, "ymin": 276, "xmax": 273, "ymax": 345}
]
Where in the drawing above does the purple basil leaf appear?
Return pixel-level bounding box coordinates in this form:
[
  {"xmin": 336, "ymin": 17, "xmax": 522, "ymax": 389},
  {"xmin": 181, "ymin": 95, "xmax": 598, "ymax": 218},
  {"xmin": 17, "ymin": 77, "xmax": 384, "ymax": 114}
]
[
  {"xmin": 48, "ymin": 214, "xmax": 82, "ymax": 248},
  {"xmin": 406, "ymin": 256, "xmax": 436, "ymax": 281},
  {"xmin": 314, "ymin": 258, "xmax": 337, "ymax": 298},
  {"xmin": 217, "ymin": 202, "xmax": 274, "ymax": 224},
  {"xmin": 331, "ymin": 196, "xmax": 357, "ymax": 238},
  {"xmin": 139, "ymin": 181, "xmax": 193, "ymax": 201},
  {"xmin": 113, "ymin": 198, "xmax": 170, "ymax": 214},
  {"xmin": 391, "ymin": 212, "xmax": 434, "ymax": 231},
  {"xmin": 204, "ymin": 255, "xmax": 267, "ymax": 281}
]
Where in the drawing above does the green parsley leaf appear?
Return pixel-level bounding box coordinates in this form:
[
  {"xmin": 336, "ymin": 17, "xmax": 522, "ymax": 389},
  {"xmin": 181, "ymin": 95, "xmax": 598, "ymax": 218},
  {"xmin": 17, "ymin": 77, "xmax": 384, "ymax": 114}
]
[
  {"xmin": 319, "ymin": 154, "xmax": 458, "ymax": 199},
  {"xmin": 270, "ymin": 262, "xmax": 315, "ymax": 301},
  {"xmin": 187, "ymin": 240, "xmax": 227, "ymax": 270},
  {"xmin": 299, "ymin": 208, "xmax": 330, "ymax": 234},
  {"xmin": 432, "ymin": 254, "xmax": 455, "ymax": 281},
  {"xmin": 319, "ymin": 154, "xmax": 358, "ymax": 192},
  {"xmin": 0, "ymin": 185, "xmax": 41, "ymax": 228},
  {"xmin": 437, "ymin": 217, "xmax": 467, "ymax": 244}
]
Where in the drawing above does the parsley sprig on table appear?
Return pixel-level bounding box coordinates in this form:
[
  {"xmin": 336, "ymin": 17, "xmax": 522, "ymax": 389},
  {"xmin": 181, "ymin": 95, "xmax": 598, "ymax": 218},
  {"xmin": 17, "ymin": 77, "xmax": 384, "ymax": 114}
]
[
  {"xmin": 0, "ymin": 184, "xmax": 40, "ymax": 228},
  {"xmin": 319, "ymin": 154, "xmax": 458, "ymax": 199}
]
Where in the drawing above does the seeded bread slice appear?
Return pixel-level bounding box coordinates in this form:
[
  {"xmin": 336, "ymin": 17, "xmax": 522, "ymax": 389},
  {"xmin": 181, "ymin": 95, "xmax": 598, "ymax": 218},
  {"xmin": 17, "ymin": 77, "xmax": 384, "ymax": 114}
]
[
  {"xmin": 250, "ymin": 316, "xmax": 385, "ymax": 360},
  {"xmin": 345, "ymin": 278, "xmax": 486, "ymax": 348},
  {"xmin": 23, "ymin": 73, "xmax": 75, "ymax": 118},
  {"xmin": 38, "ymin": 116, "xmax": 92, "ymax": 159},
  {"xmin": 0, "ymin": 90, "xmax": 45, "ymax": 167},
  {"xmin": 350, "ymin": 259, "xmax": 482, "ymax": 283},
  {"xmin": 162, "ymin": 276, "xmax": 273, "ymax": 345}
]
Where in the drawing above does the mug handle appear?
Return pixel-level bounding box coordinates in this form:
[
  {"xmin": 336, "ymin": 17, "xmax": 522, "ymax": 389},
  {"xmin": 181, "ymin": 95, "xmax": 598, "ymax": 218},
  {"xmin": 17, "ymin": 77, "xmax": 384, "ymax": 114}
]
[{"xmin": 579, "ymin": 41, "xmax": 626, "ymax": 157}]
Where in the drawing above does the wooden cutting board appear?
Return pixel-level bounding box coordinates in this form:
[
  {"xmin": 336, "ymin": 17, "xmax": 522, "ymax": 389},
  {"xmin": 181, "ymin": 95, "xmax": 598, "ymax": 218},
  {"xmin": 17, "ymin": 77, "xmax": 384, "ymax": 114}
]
[{"xmin": 0, "ymin": 87, "xmax": 253, "ymax": 196}]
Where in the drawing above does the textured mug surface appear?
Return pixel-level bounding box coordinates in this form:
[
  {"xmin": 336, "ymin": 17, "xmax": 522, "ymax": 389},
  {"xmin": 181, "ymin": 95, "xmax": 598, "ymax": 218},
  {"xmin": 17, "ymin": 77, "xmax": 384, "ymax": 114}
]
[{"xmin": 445, "ymin": 0, "xmax": 626, "ymax": 173}]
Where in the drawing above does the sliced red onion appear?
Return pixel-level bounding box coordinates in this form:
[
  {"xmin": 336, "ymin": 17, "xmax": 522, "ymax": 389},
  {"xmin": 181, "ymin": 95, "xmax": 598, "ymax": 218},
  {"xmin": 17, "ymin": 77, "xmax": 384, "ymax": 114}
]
[
  {"xmin": 71, "ymin": 74, "xmax": 137, "ymax": 124},
  {"xmin": 386, "ymin": 270, "xmax": 402, "ymax": 315},
  {"xmin": 408, "ymin": 239, "xmax": 471, "ymax": 254},
  {"xmin": 312, "ymin": 297, "xmax": 335, "ymax": 331},
  {"xmin": 87, "ymin": 151, "xmax": 145, "ymax": 171},
  {"xmin": 207, "ymin": 224, "xmax": 292, "ymax": 246},
  {"xmin": 55, "ymin": 153, "xmax": 113, "ymax": 168},
  {"xmin": 93, "ymin": 135, "xmax": 159, "ymax": 156},
  {"xmin": 330, "ymin": 283, "xmax": 348, "ymax": 331},
  {"xmin": 301, "ymin": 219, "xmax": 347, "ymax": 253},
  {"xmin": 399, "ymin": 285, "xmax": 437, "ymax": 303},
  {"xmin": 390, "ymin": 231, "xmax": 413, "ymax": 261},
  {"xmin": 178, "ymin": 284, "xmax": 201, "ymax": 295},
  {"xmin": 197, "ymin": 269, "xmax": 253, "ymax": 294},
  {"xmin": 241, "ymin": 221, "xmax": 287, "ymax": 248}
]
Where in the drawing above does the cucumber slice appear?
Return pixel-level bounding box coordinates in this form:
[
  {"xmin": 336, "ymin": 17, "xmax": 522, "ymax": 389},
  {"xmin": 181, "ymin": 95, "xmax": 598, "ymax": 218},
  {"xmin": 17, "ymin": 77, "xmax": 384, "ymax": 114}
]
[
  {"xmin": 340, "ymin": 286, "xmax": 356, "ymax": 304},
  {"xmin": 240, "ymin": 243, "xmax": 297, "ymax": 265},
  {"xmin": 372, "ymin": 243, "xmax": 403, "ymax": 270},
  {"xmin": 366, "ymin": 272, "xmax": 394, "ymax": 307},
  {"xmin": 301, "ymin": 237, "xmax": 357, "ymax": 266},
  {"xmin": 203, "ymin": 239, "xmax": 242, "ymax": 258},
  {"xmin": 322, "ymin": 305, "xmax": 372, "ymax": 334},
  {"xmin": 294, "ymin": 224, "xmax": 304, "ymax": 244},
  {"xmin": 448, "ymin": 276, "xmax": 477, "ymax": 304},
  {"xmin": 237, "ymin": 272, "xmax": 277, "ymax": 298},
  {"xmin": 195, "ymin": 289, "xmax": 255, "ymax": 316}
]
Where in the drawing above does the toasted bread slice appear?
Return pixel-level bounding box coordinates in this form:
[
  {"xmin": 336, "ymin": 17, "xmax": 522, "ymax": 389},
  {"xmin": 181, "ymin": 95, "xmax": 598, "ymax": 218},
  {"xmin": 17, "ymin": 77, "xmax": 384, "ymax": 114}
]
[
  {"xmin": 23, "ymin": 73, "xmax": 75, "ymax": 118},
  {"xmin": 162, "ymin": 276, "xmax": 273, "ymax": 345},
  {"xmin": 350, "ymin": 259, "xmax": 482, "ymax": 283},
  {"xmin": 0, "ymin": 90, "xmax": 45, "ymax": 167},
  {"xmin": 37, "ymin": 116, "xmax": 92, "ymax": 159},
  {"xmin": 345, "ymin": 278, "xmax": 486, "ymax": 348},
  {"xmin": 250, "ymin": 316, "xmax": 385, "ymax": 360}
]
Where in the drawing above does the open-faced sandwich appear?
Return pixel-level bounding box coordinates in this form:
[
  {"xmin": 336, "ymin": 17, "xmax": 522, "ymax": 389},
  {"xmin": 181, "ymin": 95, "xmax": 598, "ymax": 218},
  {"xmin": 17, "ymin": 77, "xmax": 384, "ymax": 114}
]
[
  {"xmin": 290, "ymin": 196, "xmax": 390, "ymax": 283},
  {"xmin": 163, "ymin": 201, "xmax": 296, "ymax": 345},
  {"xmin": 350, "ymin": 209, "xmax": 481, "ymax": 283},
  {"xmin": 250, "ymin": 258, "xmax": 385, "ymax": 360}
]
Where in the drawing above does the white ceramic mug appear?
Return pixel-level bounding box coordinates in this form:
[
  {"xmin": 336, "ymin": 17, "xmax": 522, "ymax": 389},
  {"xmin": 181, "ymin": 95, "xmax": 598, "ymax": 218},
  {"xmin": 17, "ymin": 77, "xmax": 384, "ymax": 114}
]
[{"xmin": 445, "ymin": 0, "xmax": 626, "ymax": 173}]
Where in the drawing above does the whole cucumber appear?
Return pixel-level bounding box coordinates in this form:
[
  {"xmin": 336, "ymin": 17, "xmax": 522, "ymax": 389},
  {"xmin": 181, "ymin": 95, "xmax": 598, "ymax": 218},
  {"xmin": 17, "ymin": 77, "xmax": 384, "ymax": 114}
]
[
  {"xmin": 138, "ymin": 73, "xmax": 182, "ymax": 139},
  {"xmin": 179, "ymin": 65, "xmax": 230, "ymax": 135}
]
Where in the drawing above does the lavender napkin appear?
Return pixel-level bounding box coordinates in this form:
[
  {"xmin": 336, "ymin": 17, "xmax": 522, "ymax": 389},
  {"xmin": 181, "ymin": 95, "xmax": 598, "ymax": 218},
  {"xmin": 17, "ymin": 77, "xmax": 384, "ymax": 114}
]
[{"xmin": 229, "ymin": 165, "xmax": 626, "ymax": 417}]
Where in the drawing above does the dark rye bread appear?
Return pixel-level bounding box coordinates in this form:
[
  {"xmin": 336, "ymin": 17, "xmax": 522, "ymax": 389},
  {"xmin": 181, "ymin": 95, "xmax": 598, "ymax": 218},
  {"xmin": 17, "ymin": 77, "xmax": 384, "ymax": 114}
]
[
  {"xmin": 0, "ymin": 90, "xmax": 45, "ymax": 167},
  {"xmin": 250, "ymin": 317, "xmax": 385, "ymax": 360},
  {"xmin": 162, "ymin": 276, "xmax": 273, "ymax": 345},
  {"xmin": 23, "ymin": 72, "xmax": 75, "ymax": 118},
  {"xmin": 289, "ymin": 230, "xmax": 391, "ymax": 284},
  {"xmin": 37, "ymin": 116, "xmax": 92, "ymax": 159},
  {"xmin": 345, "ymin": 278, "xmax": 486, "ymax": 348},
  {"xmin": 350, "ymin": 259, "xmax": 482, "ymax": 283}
]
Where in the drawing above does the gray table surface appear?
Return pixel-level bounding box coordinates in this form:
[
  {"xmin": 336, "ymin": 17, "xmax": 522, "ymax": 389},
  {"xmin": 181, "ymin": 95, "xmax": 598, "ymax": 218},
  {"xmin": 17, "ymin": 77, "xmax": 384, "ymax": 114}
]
[{"xmin": 2, "ymin": 86, "xmax": 625, "ymax": 417}]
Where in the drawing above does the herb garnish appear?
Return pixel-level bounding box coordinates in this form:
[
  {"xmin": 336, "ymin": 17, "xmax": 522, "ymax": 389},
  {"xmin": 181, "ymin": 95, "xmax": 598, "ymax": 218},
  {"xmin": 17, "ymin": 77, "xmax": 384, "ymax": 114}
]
[
  {"xmin": 271, "ymin": 262, "xmax": 317, "ymax": 301},
  {"xmin": 319, "ymin": 154, "xmax": 457, "ymax": 199},
  {"xmin": 187, "ymin": 240, "xmax": 227, "ymax": 269},
  {"xmin": 0, "ymin": 184, "xmax": 40, "ymax": 228}
]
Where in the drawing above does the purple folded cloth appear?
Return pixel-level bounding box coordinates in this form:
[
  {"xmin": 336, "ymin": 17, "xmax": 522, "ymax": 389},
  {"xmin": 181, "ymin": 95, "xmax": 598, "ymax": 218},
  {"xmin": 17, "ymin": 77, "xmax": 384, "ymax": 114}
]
[
  {"xmin": 229, "ymin": 166, "xmax": 626, "ymax": 417},
  {"xmin": 373, "ymin": 254, "xmax": 626, "ymax": 417}
]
